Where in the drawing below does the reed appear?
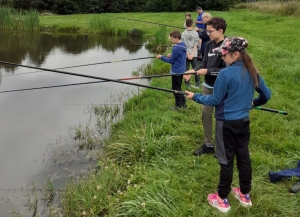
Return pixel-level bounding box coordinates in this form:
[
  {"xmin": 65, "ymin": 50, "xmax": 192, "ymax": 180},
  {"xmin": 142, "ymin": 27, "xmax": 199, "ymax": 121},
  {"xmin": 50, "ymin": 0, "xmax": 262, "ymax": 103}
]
[
  {"xmin": 154, "ymin": 25, "xmax": 168, "ymax": 46},
  {"xmin": 0, "ymin": 7, "xmax": 39, "ymax": 31},
  {"xmin": 89, "ymin": 15, "xmax": 128, "ymax": 36},
  {"xmin": 0, "ymin": 6, "xmax": 13, "ymax": 30}
]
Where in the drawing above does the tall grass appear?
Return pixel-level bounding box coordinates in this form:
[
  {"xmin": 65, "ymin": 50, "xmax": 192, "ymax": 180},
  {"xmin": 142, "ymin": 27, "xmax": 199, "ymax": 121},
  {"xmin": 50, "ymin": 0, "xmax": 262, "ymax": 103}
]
[
  {"xmin": 0, "ymin": 7, "xmax": 13, "ymax": 30},
  {"xmin": 88, "ymin": 15, "xmax": 128, "ymax": 36},
  {"xmin": 0, "ymin": 7, "xmax": 39, "ymax": 31},
  {"xmin": 153, "ymin": 26, "xmax": 168, "ymax": 46},
  {"xmin": 235, "ymin": 1, "xmax": 300, "ymax": 16}
]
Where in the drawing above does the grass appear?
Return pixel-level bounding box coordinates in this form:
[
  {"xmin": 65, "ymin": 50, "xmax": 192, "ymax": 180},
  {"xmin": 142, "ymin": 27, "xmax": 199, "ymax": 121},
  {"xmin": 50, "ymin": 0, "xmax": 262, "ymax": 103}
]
[
  {"xmin": 0, "ymin": 7, "xmax": 39, "ymax": 31},
  {"xmin": 49, "ymin": 10, "xmax": 300, "ymax": 216},
  {"xmin": 235, "ymin": 1, "xmax": 300, "ymax": 16}
]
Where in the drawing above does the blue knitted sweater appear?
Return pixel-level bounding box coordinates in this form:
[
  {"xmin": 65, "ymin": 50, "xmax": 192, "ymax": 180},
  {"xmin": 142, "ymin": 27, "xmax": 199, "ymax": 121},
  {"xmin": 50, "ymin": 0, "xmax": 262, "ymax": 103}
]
[{"xmin": 193, "ymin": 61, "xmax": 271, "ymax": 121}]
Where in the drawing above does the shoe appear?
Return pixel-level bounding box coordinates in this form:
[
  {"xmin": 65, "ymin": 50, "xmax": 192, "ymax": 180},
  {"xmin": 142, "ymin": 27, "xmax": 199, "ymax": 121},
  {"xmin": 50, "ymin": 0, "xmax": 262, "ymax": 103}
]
[
  {"xmin": 193, "ymin": 143, "xmax": 215, "ymax": 156},
  {"xmin": 207, "ymin": 192, "xmax": 230, "ymax": 213},
  {"xmin": 289, "ymin": 182, "xmax": 300, "ymax": 194},
  {"xmin": 232, "ymin": 187, "xmax": 252, "ymax": 207}
]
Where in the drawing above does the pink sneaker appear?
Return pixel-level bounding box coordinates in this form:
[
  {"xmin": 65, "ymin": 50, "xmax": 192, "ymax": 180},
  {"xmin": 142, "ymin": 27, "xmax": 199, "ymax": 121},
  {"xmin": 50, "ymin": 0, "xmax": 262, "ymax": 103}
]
[
  {"xmin": 207, "ymin": 192, "xmax": 230, "ymax": 213},
  {"xmin": 232, "ymin": 187, "xmax": 252, "ymax": 207}
]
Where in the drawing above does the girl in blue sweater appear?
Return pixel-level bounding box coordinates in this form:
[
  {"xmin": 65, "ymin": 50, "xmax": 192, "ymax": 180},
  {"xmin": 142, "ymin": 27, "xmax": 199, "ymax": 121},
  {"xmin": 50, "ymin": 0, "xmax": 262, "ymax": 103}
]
[{"xmin": 185, "ymin": 37, "xmax": 271, "ymax": 213}]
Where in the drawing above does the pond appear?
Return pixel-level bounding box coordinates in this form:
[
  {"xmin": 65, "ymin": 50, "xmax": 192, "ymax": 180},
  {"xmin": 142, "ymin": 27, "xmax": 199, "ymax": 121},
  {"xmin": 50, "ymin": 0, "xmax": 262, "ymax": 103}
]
[{"xmin": 0, "ymin": 32, "xmax": 153, "ymax": 216}]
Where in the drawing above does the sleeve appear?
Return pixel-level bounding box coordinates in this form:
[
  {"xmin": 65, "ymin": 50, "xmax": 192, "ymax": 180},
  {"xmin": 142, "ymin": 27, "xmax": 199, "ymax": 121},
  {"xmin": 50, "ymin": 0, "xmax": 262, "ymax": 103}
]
[
  {"xmin": 194, "ymin": 32, "xmax": 199, "ymax": 46},
  {"xmin": 253, "ymin": 75, "xmax": 272, "ymax": 106},
  {"xmin": 194, "ymin": 45, "xmax": 208, "ymax": 70},
  {"xmin": 192, "ymin": 71, "xmax": 228, "ymax": 106},
  {"xmin": 181, "ymin": 33, "xmax": 186, "ymax": 45},
  {"xmin": 206, "ymin": 58, "xmax": 226, "ymax": 77},
  {"xmin": 161, "ymin": 47, "xmax": 177, "ymax": 65},
  {"xmin": 198, "ymin": 30, "xmax": 209, "ymax": 40}
]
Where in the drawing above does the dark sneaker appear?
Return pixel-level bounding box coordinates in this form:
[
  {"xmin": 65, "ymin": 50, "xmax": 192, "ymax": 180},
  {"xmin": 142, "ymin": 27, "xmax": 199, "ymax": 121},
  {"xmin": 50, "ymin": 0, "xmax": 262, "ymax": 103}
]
[
  {"xmin": 193, "ymin": 143, "xmax": 215, "ymax": 156},
  {"xmin": 289, "ymin": 182, "xmax": 300, "ymax": 194}
]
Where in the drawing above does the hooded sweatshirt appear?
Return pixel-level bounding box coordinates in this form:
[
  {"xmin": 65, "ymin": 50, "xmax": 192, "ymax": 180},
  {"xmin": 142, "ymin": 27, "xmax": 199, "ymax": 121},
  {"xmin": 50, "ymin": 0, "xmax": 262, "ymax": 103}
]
[
  {"xmin": 181, "ymin": 30, "xmax": 199, "ymax": 57},
  {"xmin": 161, "ymin": 41, "xmax": 186, "ymax": 74}
]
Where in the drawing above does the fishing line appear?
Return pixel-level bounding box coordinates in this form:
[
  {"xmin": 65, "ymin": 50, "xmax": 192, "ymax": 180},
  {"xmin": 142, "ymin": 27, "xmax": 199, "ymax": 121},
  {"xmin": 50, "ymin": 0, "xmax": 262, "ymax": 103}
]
[
  {"xmin": 0, "ymin": 60, "xmax": 188, "ymax": 95},
  {"xmin": 1, "ymin": 56, "xmax": 155, "ymax": 78},
  {"xmin": 0, "ymin": 72, "xmax": 197, "ymax": 94},
  {"xmin": 110, "ymin": 16, "xmax": 185, "ymax": 29}
]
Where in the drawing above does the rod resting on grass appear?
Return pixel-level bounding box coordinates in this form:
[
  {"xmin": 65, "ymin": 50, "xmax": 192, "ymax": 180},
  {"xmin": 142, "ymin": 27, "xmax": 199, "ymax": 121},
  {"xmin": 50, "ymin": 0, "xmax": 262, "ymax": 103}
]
[{"xmin": 0, "ymin": 61, "xmax": 189, "ymax": 95}]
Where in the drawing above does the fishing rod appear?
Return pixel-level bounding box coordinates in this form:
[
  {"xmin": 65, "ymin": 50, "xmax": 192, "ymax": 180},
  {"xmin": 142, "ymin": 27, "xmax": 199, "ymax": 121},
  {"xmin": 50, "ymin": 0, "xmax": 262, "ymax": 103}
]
[
  {"xmin": 2, "ymin": 56, "xmax": 155, "ymax": 78},
  {"xmin": 0, "ymin": 72, "xmax": 197, "ymax": 94},
  {"xmin": 0, "ymin": 60, "xmax": 188, "ymax": 95},
  {"xmin": 111, "ymin": 16, "xmax": 185, "ymax": 29},
  {"xmin": 253, "ymin": 106, "xmax": 288, "ymax": 115}
]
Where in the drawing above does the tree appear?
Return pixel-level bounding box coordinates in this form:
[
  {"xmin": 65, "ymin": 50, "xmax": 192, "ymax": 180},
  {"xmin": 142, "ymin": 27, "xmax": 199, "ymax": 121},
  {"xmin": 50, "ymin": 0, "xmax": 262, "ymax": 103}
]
[
  {"xmin": 32, "ymin": 0, "xmax": 53, "ymax": 11},
  {"xmin": 13, "ymin": 0, "xmax": 33, "ymax": 10}
]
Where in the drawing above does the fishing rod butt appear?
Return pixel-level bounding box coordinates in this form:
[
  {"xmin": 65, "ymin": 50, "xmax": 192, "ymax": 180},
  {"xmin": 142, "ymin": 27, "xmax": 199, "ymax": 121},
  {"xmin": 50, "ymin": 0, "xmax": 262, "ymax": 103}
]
[{"xmin": 253, "ymin": 106, "xmax": 288, "ymax": 115}]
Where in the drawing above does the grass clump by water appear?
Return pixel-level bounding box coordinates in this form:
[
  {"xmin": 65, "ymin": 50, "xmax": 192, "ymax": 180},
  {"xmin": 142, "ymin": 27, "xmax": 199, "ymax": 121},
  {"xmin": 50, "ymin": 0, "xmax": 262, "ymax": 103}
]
[
  {"xmin": 0, "ymin": 7, "xmax": 39, "ymax": 31},
  {"xmin": 88, "ymin": 15, "xmax": 128, "ymax": 36},
  {"xmin": 60, "ymin": 10, "xmax": 300, "ymax": 216}
]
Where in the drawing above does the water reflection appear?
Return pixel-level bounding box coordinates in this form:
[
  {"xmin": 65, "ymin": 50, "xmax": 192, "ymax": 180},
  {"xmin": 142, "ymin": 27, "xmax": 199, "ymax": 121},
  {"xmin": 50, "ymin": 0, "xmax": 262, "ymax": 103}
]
[{"xmin": 0, "ymin": 32, "xmax": 147, "ymax": 74}]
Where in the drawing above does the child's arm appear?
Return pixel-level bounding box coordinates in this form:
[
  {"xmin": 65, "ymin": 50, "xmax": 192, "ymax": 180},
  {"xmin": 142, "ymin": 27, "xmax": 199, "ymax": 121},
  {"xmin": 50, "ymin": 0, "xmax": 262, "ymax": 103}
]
[
  {"xmin": 186, "ymin": 71, "xmax": 227, "ymax": 106},
  {"xmin": 253, "ymin": 76, "xmax": 272, "ymax": 106}
]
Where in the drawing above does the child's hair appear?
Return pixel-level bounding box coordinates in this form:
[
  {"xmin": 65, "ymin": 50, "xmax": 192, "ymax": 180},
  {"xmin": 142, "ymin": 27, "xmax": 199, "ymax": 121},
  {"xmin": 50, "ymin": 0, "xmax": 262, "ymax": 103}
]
[
  {"xmin": 240, "ymin": 51, "xmax": 260, "ymax": 88},
  {"xmin": 170, "ymin": 30, "xmax": 181, "ymax": 39},
  {"xmin": 186, "ymin": 13, "xmax": 191, "ymax": 18},
  {"xmin": 206, "ymin": 17, "xmax": 227, "ymax": 34},
  {"xmin": 185, "ymin": 18, "xmax": 193, "ymax": 27}
]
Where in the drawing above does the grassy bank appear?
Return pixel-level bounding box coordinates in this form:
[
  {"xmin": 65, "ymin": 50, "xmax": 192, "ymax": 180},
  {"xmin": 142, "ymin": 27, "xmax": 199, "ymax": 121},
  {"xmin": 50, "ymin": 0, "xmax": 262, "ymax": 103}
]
[
  {"xmin": 235, "ymin": 1, "xmax": 300, "ymax": 16},
  {"xmin": 58, "ymin": 10, "xmax": 300, "ymax": 216}
]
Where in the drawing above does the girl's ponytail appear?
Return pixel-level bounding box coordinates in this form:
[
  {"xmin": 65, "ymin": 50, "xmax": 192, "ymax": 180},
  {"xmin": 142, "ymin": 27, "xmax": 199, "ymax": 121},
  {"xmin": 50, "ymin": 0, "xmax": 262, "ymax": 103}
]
[{"xmin": 240, "ymin": 50, "xmax": 259, "ymax": 88}]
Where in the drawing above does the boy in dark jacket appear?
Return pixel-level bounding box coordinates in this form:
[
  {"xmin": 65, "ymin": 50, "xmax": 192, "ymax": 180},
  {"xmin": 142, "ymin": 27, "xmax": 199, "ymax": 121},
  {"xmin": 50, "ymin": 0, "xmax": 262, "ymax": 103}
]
[
  {"xmin": 157, "ymin": 30, "xmax": 186, "ymax": 110},
  {"xmin": 184, "ymin": 17, "xmax": 227, "ymax": 155}
]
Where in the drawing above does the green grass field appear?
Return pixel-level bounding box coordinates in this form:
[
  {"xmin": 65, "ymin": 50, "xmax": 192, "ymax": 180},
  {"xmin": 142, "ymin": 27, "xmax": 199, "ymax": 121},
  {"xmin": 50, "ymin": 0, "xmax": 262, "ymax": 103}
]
[{"xmin": 55, "ymin": 10, "xmax": 300, "ymax": 217}]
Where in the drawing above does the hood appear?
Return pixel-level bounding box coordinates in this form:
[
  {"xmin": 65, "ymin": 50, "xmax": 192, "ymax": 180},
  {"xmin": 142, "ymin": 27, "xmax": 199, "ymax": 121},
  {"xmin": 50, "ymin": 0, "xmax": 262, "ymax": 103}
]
[{"xmin": 175, "ymin": 41, "xmax": 186, "ymax": 53}]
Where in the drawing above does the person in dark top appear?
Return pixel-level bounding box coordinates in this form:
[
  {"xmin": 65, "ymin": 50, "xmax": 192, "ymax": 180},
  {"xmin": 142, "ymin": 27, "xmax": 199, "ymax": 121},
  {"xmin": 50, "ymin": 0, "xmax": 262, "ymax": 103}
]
[{"xmin": 184, "ymin": 17, "xmax": 227, "ymax": 156}]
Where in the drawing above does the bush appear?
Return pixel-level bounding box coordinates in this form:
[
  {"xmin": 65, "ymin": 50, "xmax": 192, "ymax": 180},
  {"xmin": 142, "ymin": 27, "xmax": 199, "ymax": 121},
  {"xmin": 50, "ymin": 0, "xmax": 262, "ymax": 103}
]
[{"xmin": 52, "ymin": 0, "xmax": 79, "ymax": 14}]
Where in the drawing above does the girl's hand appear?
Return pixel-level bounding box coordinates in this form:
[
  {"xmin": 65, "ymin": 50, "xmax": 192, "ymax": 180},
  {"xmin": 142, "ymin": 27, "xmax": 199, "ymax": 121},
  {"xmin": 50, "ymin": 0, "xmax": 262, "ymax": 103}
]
[
  {"xmin": 185, "ymin": 91, "xmax": 194, "ymax": 99},
  {"xmin": 156, "ymin": 55, "xmax": 162, "ymax": 59}
]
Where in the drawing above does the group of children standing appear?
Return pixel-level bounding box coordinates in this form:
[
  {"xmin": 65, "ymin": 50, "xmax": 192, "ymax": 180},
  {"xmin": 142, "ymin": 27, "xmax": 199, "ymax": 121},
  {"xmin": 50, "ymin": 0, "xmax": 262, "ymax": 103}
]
[{"xmin": 156, "ymin": 7, "xmax": 272, "ymax": 213}]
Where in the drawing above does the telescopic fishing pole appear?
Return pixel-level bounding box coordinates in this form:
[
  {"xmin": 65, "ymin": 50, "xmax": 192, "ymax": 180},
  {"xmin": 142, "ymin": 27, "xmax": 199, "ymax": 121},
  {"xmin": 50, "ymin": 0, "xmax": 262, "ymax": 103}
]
[
  {"xmin": 0, "ymin": 72, "xmax": 197, "ymax": 94},
  {"xmin": 2, "ymin": 56, "xmax": 156, "ymax": 78},
  {"xmin": 253, "ymin": 106, "xmax": 288, "ymax": 115},
  {"xmin": 111, "ymin": 16, "xmax": 185, "ymax": 29},
  {"xmin": 0, "ymin": 60, "xmax": 188, "ymax": 95}
]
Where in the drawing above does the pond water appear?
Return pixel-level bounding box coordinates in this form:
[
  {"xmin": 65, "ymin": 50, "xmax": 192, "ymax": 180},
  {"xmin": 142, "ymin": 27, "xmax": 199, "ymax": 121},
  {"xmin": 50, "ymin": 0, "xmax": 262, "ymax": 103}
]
[{"xmin": 0, "ymin": 32, "xmax": 153, "ymax": 216}]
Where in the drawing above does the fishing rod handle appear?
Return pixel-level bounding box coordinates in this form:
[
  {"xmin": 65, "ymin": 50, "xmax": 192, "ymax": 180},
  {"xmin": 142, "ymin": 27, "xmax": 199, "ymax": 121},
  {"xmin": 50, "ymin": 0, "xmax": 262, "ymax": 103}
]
[{"xmin": 253, "ymin": 106, "xmax": 288, "ymax": 115}]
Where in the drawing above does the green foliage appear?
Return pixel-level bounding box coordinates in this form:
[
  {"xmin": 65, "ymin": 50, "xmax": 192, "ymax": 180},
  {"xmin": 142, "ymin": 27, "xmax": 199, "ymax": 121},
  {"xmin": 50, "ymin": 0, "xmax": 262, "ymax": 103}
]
[{"xmin": 0, "ymin": 6, "xmax": 39, "ymax": 31}]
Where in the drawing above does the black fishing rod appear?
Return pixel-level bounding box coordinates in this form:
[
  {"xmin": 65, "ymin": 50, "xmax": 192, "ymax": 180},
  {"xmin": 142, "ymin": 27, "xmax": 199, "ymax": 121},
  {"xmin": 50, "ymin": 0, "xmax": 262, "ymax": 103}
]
[
  {"xmin": 253, "ymin": 106, "xmax": 288, "ymax": 115},
  {"xmin": 2, "ymin": 56, "xmax": 155, "ymax": 78},
  {"xmin": 0, "ymin": 72, "xmax": 197, "ymax": 94},
  {"xmin": 0, "ymin": 60, "xmax": 188, "ymax": 95},
  {"xmin": 111, "ymin": 16, "xmax": 185, "ymax": 29}
]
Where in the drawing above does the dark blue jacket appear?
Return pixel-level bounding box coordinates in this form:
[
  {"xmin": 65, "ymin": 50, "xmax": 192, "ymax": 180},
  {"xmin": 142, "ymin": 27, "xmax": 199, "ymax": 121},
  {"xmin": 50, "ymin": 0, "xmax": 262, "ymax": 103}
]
[
  {"xmin": 269, "ymin": 160, "xmax": 300, "ymax": 183},
  {"xmin": 161, "ymin": 42, "xmax": 186, "ymax": 74}
]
